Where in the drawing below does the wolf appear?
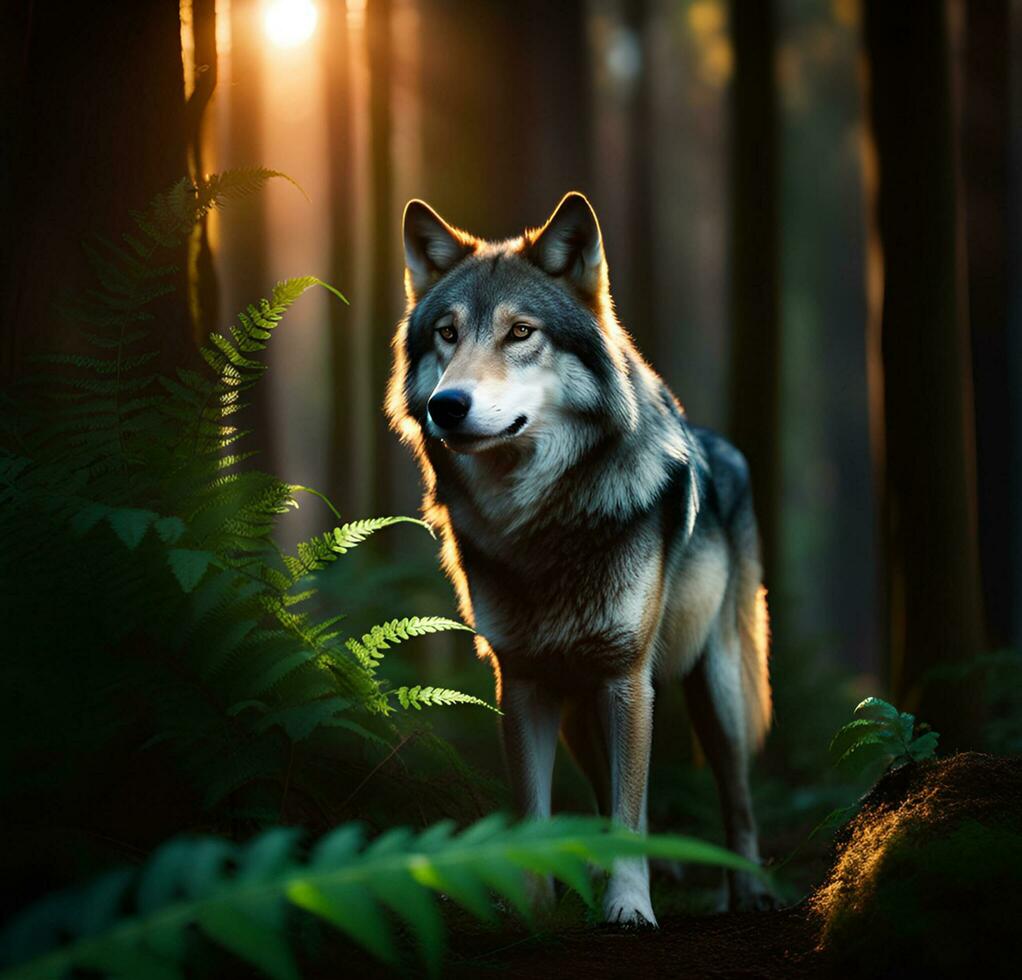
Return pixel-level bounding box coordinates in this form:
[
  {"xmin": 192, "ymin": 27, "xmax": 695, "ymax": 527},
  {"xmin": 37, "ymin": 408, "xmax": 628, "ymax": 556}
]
[{"xmin": 386, "ymin": 192, "xmax": 773, "ymax": 925}]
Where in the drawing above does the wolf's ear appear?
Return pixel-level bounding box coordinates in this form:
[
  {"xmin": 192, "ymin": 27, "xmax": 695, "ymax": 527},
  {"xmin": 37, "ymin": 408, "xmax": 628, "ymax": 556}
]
[
  {"xmin": 403, "ymin": 200, "xmax": 474, "ymax": 299},
  {"xmin": 525, "ymin": 192, "xmax": 606, "ymax": 301}
]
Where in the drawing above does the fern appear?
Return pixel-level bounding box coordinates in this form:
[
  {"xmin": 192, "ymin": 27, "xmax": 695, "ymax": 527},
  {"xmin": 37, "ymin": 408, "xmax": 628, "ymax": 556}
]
[
  {"xmin": 346, "ymin": 616, "xmax": 472, "ymax": 672},
  {"xmin": 0, "ymin": 816, "xmax": 762, "ymax": 979},
  {"xmin": 395, "ymin": 685, "xmax": 499, "ymax": 713},
  {"xmin": 829, "ymin": 696, "xmax": 940, "ymax": 777},
  {"xmin": 1, "ymin": 171, "xmax": 492, "ymax": 842}
]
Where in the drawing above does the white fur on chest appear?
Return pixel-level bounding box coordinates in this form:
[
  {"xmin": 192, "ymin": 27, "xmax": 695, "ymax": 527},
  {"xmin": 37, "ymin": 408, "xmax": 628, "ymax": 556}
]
[{"xmin": 466, "ymin": 536, "xmax": 663, "ymax": 660}]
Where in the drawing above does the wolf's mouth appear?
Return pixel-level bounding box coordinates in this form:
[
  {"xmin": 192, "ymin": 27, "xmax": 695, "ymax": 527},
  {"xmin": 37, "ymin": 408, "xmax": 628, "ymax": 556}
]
[
  {"xmin": 503, "ymin": 415, "xmax": 528, "ymax": 437},
  {"xmin": 440, "ymin": 414, "xmax": 529, "ymax": 453}
]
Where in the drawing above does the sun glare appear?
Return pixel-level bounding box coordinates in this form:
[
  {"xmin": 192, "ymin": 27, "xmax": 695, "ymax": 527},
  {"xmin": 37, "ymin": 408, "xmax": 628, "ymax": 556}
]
[{"xmin": 263, "ymin": 0, "xmax": 319, "ymax": 49}]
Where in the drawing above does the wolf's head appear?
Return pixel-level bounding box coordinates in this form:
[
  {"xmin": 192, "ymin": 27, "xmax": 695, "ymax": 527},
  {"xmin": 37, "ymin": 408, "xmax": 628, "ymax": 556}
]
[{"xmin": 386, "ymin": 193, "xmax": 640, "ymax": 458}]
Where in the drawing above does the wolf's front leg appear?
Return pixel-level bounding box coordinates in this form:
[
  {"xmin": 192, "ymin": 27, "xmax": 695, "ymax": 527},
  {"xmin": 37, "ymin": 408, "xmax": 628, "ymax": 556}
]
[
  {"xmin": 601, "ymin": 672, "xmax": 657, "ymax": 927},
  {"xmin": 500, "ymin": 676, "xmax": 562, "ymax": 908}
]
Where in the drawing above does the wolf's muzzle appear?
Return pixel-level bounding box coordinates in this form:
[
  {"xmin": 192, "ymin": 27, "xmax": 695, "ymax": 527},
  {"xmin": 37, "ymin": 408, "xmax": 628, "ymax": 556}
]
[{"xmin": 428, "ymin": 389, "xmax": 472, "ymax": 429}]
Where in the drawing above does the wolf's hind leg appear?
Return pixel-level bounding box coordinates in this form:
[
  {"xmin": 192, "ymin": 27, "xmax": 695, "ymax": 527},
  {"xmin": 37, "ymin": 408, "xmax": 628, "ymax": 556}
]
[
  {"xmin": 561, "ymin": 696, "xmax": 612, "ymax": 815},
  {"xmin": 682, "ymin": 632, "xmax": 774, "ymax": 910}
]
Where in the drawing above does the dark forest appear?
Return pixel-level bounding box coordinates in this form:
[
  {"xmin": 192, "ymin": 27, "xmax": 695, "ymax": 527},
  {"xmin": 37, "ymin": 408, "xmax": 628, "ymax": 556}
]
[{"xmin": 1, "ymin": 1, "xmax": 1021, "ymax": 977}]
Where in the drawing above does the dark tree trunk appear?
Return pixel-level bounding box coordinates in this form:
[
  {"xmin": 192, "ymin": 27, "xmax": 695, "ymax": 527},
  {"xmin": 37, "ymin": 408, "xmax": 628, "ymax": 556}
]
[
  {"xmin": 963, "ymin": 0, "xmax": 1014, "ymax": 649},
  {"xmin": 861, "ymin": 0, "xmax": 984, "ymax": 748},
  {"xmin": 324, "ymin": 0, "xmax": 356, "ymax": 515},
  {"xmin": 417, "ymin": 0, "xmax": 591, "ymax": 234},
  {"xmin": 1, "ymin": 0, "xmax": 190, "ymax": 378},
  {"xmin": 222, "ymin": 0, "xmax": 275, "ymax": 471},
  {"xmin": 366, "ymin": 0, "xmax": 396, "ymax": 515},
  {"xmin": 517, "ymin": 0, "xmax": 593, "ymax": 222},
  {"xmin": 185, "ymin": 0, "xmax": 220, "ymax": 346},
  {"xmin": 726, "ymin": 0, "xmax": 782, "ymax": 594}
]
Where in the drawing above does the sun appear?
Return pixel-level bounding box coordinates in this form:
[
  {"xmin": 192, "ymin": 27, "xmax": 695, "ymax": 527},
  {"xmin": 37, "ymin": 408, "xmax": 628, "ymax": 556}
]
[{"xmin": 263, "ymin": 0, "xmax": 319, "ymax": 49}]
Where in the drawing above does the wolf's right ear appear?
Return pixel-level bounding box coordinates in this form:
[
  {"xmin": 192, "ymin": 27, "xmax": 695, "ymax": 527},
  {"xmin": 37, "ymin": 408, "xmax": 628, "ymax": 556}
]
[
  {"xmin": 525, "ymin": 192, "xmax": 607, "ymax": 302},
  {"xmin": 402, "ymin": 200, "xmax": 474, "ymax": 300}
]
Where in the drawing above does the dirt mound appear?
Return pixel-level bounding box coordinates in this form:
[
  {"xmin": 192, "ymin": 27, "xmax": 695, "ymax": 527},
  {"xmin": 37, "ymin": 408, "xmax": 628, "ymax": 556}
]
[{"xmin": 810, "ymin": 752, "xmax": 1022, "ymax": 978}]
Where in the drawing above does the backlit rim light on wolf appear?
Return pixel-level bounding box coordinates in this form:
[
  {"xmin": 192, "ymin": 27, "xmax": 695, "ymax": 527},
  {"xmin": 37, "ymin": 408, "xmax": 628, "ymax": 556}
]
[{"xmin": 387, "ymin": 191, "xmax": 774, "ymax": 925}]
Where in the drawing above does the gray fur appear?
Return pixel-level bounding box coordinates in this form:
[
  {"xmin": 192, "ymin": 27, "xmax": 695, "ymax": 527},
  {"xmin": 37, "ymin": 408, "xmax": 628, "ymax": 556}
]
[{"xmin": 387, "ymin": 193, "xmax": 773, "ymax": 923}]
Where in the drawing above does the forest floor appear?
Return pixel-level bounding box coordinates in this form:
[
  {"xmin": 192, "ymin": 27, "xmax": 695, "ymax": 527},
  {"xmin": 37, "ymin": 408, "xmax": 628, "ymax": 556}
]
[
  {"xmin": 444, "ymin": 904, "xmax": 821, "ymax": 979},
  {"xmin": 336, "ymin": 752, "xmax": 1022, "ymax": 980}
]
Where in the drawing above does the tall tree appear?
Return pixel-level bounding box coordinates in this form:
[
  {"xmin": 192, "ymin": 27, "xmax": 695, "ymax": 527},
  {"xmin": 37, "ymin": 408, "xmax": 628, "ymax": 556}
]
[
  {"xmin": 1, "ymin": 0, "xmax": 190, "ymax": 377},
  {"xmin": 726, "ymin": 0, "xmax": 782, "ymax": 593},
  {"xmin": 184, "ymin": 0, "xmax": 220, "ymax": 345},
  {"xmin": 366, "ymin": 0, "xmax": 395, "ymax": 515},
  {"xmin": 223, "ymin": 0, "xmax": 275, "ymax": 470},
  {"xmin": 324, "ymin": 0, "xmax": 356, "ymax": 514},
  {"xmin": 861, "ymin": 0, "xmax": 984, "ymax": 747},
  {"xmin": 417, "ymin": 0, "xmax": 591, "ymax": 234},
  {"xmin": 963, "ymin": 0, "xmax": 1014, "ymax": 649},
  {"xmin": 620, "ymin": 0, "xmax": 656, "ymax": 359}
]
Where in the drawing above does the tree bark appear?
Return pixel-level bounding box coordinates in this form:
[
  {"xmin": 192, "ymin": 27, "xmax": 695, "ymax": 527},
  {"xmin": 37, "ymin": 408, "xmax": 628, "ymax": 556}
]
[
  {"xmin": 726, "ymin": 0, "xmax": 782, "ymax": 594},
  {"xmin": 324, "ymin": 0, "xmax": 356, "ymax": 515},
  {"xmin": 222, "ymin": 0, "xmax": 275, "ymax": 471},
  {"xmin": 962, "ymin": 0, "xmax": 1014, "ymax": 649},
  {"xmin": 1, "ymin": 0, "xmax": 190, "ymax": 378},
  {"xmin": 185, "ymin": 0, "xmax": 220, "ymax": 346},
  {"xmin": 366, "ymin": 0, "xmax": 396, "ymax": 515},
  {"xmin": 416, "ymin": 0, "xmax": 591, "ymax": 234},
  {"xmin": 861, "ymin": 0, "xmax": 984, "ymax": 747},
  {"xmin": 621, "ymin": 0, "xmax": 657, "ymax": 359}
]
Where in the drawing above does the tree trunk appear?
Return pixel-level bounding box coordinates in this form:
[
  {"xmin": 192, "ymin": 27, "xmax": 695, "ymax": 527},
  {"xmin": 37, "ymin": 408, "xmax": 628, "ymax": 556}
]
[
  {"xmin": 861, "ymin": 0, "xmax": 984, "ymax": 748},
  {"xmin": 222, "ymin": 0, "xmax": 275, "ymax": 471},
  {"xmin": 184, "ymin": 0, "xmax": 220, "ymax": 346},
  {"xmin": 324, "ymin": 0, "xmax": 356, "ymax": 515},
  {"xmin": 620, "ymin": 0, "xmax": 656, "ymax": 359},
  {"xmin": 366, "ymin": 0, "xmax": 396, "ymax": 515},
  {"xmin": 726, "ymin": 0, "xmax": 782, "ymax": 594},
  {"xmin": 1, "ymin": 0, "xmax": 190, "ymax": 378},
  {"xmin": 962, "ymin": 0, "xmax": 1014, "ymax": 649},
  {"xmin": 417, "ymin": 0, "xmax": 590, "ymax": 234}
]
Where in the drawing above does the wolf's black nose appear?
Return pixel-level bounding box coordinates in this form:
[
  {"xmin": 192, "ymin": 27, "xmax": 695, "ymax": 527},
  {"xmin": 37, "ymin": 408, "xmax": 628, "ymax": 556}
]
[{"xmin": 428, "ymin": 389, "xmax": 472, "ymax": 429}]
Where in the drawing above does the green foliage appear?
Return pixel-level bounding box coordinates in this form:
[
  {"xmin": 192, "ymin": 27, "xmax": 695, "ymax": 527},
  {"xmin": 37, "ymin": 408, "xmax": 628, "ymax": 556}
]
[
  {"xmin": 829, "ymin": 697, "xmax": 939, "ymax": 778},
  {"xmin": 0, "ymin": 816, "xmax": 761, "ymax": 979},
  {"xmin": 0, "ymin": 171, "xmax": 492, "ymax": 847}
]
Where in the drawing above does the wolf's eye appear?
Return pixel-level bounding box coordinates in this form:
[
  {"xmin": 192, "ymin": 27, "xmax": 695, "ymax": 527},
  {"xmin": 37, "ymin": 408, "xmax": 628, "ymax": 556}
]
[
  {"xmin": 509, "ymin": 323, "xmax": 534, "ymax": 341},
  {"xmin": 437, "ymin": 324, "xmax": 457, "ymax": 343}
]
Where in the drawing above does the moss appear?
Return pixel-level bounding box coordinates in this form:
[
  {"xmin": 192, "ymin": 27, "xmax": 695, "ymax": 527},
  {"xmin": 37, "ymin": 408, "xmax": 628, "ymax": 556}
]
[{"xmin": 811, "ymin": 752, "xmax": 1022, "ymax": 977}]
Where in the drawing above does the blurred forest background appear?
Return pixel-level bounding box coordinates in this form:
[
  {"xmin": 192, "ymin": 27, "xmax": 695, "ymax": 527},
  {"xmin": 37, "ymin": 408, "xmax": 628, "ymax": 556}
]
[{"xmin": 2, "ymin": 0, "xmax": 1021, "ymax": 939}]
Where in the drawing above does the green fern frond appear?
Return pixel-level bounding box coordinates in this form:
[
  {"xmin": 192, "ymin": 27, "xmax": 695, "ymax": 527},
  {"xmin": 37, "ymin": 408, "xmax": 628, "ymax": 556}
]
[
  {"xmin": 0, "ymin": 817, "xmax": 761, "ymax": 980},
  {"xmin": 393, "ymin": 685, "xmax": 499, "ymax": 714},
  {"xmin": 345, "ymin": 617, "xmax": 472, "ymax": 673},
  {"xmin": 286, "ymin": 516, "xmax": 433, "ymax": 584}
]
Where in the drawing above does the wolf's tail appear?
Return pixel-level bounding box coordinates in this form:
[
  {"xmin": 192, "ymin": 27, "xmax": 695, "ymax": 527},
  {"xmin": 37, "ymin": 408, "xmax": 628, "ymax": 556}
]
[{"xmin": 737, "ymin": 552, "xmax": 772, "ymax": 753}]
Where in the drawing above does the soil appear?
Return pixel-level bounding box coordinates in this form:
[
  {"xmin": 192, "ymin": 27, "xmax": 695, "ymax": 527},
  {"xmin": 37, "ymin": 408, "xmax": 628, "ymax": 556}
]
[{"xmin": 445, "ymin": 904, "xmax": 821, "ymax": 979}]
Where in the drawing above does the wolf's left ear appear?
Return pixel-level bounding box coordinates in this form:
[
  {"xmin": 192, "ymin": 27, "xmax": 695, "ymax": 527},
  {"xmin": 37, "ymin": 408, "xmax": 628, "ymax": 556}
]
[
  {"xmin": 525, "ymin": 192, "xmax": 606, "ymax": 301},
  {"xmin": 403, "ymin": 200, "xmax": 474, "ymax": 299}
]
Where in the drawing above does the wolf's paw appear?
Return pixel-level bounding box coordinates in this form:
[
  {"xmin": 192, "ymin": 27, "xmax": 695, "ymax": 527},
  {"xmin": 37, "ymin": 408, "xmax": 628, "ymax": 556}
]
[{"xmin": 603, "ymin": 889, "xmax": 659, "ymax": 928}]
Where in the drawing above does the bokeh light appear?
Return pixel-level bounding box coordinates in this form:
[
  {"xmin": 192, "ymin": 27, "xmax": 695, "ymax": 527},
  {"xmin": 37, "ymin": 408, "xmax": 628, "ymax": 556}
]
[{"xmin": 263, "ymin": 0, "xmax": 318, "ymax": 49}]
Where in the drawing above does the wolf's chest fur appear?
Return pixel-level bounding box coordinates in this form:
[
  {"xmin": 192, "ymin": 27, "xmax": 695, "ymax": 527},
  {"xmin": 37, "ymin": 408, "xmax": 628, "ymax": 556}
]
[{"xmin": 437, "ymin": 474, "xmax": 684, "ymax": 683}]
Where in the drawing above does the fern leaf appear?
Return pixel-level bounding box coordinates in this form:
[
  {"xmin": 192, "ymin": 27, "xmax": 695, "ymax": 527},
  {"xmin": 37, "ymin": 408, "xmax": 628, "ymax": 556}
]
[
  {"xmin": 346, "ymin": 616, "xmax": 472, "ymax": 672},
  {"xmin": 0, "ymin": 817, "xmax": 761, "ymax": 979},
  {"xmin": 330, "ymin": 516, "xmax": 432, "ymax": 555},
  {"xmin": 393, "ymin": 685, "xmax": 499, "ymax": 714}
]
